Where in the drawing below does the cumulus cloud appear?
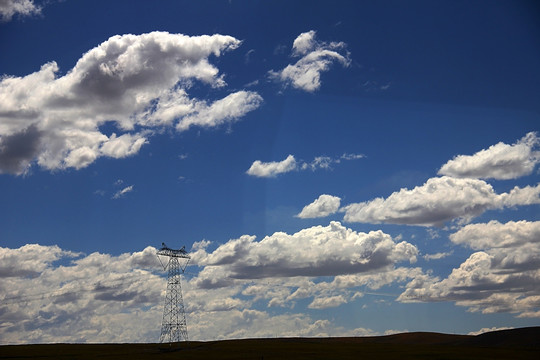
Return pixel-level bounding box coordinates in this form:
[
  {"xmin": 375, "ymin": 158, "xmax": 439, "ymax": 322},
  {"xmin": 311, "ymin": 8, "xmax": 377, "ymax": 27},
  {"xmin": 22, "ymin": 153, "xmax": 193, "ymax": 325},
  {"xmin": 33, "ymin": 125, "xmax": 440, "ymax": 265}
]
[
  {"xmin": 269, "ymin": 30, "xmax": 350, "ymax": 92},
  {"xmin": 0, "ymin": 0, "xmax": 40, "ymax": 21},
  {"xmin": 330, "ymin": 267, "xmax": 424, "ymax": 292},
  {"xmin": 247, "ymin": 153, "xmax": 364, "ymax": 178},
  {"xmin": 192, "ymin": 221, "xmax": 417, "ymax": 285},
  {"xmin": 246, "ymin": 154, "xmax": 297, "ymax": 177},
  {"xmin": 0, "ymin": 241, "xmax": 404, "ymax": 343},
  {"xmin": 0, "ymin": 124, "xmax": 43, "ymax": 174},
  {"xmin": 399, "ymin": 220, "xmax": 540, "ymax": 318},
  {"xmin": 99, "ymin": 133, "xmax": 148, "ymax": 159},
  {"xmin": 449, "ymin": 220, "xmax": 540, "ymax": 250},
  {"xmin": 342, "ymin": 176, "xmax": 540, "ymax": 227},
  {"xmin": 273, "ymin": 266, "xmax": 422, "ymax": 311},
  {"xmin": 0, "ymin": 245, "xmax": 164, "ymax": 343},
  {"xmin": 297, "ymin": 194, "xmax": 341, "ymax": 218},
  {"xmin": 499, "ymin": 183, "xmax": 540, "ymax": 207},
  {"xmin": 186, "ymin": 222, "xmax": 420, "ymax": 319},
  {"xmin": 423, "ymin": 251, "xmax": 453, "ymax": 261},
  {"xmin": 0, "ymin": 244, "xmax": 78, "ymax": 278},
  {"xmin": 175, "ymin": 91, "xmax": 263, "ymax": 131},
  {"xmin": 189, "ymin": 309, "xmax": 378, "ymax": 340},
  {"xmin": 438, "ymin": 132, "xmax": 540, "ymax": 180},
  {"xmin": 292, "ymin": 31, "xmax": 318, "ymax": 56},
  {"xmin": 308, "ymin": 295, "xmax": 347, "ymax": 309},
  {"xmin": 0, "ymin": 32, "xmax": 262, "ymax": 175}
]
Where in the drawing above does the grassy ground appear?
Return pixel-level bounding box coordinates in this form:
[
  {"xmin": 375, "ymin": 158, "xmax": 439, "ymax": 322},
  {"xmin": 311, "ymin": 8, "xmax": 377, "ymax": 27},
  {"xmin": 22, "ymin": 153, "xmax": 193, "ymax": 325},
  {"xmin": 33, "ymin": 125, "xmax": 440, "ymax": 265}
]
[{"xmin": 1, "ymin": 328, "xmax": 539, "ymax": 360}]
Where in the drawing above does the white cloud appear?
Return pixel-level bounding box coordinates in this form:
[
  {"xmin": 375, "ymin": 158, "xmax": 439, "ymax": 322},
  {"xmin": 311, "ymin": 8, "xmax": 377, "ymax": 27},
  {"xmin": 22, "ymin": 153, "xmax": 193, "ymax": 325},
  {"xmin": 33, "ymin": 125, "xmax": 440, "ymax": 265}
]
[
  {"xmin": 246, "ymin": 154, "xmax": 297, "ymax": 177},
  {"xmin": 244, "ymin": 49, "xmax": 255, "ymax": 64},
  {"xmin": 100, "ymin": 133, "xmax": 148, "ymax": 159},
  {"xmin": 340, "ymin": 153, "xmax": 365, "ymax": 161},
  {"xmin": 0, "ymin": 245, "xmax": 164, "ymax": 343},
  {"xmin": 112, "ymin": 185, "xmax": 134, "ymax": 199},
  {"xmin": 301, "ymin": 156, "xmax": 334, "ymax": 171},
  {"xmin": 269, "ymin": 30, "xmax": 350, "ymax": 92},
  {"xmin": 192, "ymin": 221, "xmax": 417, "ymax": 285},
  {"xmin": 297, "ymin": 194, "xmax": 341, "ymax": 218},
  {"xmin": 399, "ymin": 220, "xmax": 540, "ymax": 318},
  {"xmin": 247, "ymin": 152, "xmax": 364, "ymax": 178},
  {"xmin": 0, "ymin": 32, "xmax": 262, "ymax": 175},
  {"xmin": 0, "ymin": 242, "xmax": 400, "ymax": 343},
  {"xmin": 308, "ymin": 295, "xmax": 347, "ymax": 309},
  {"xmin": 449, "ymin": 220, "xmax": 540, "ymax": 250},
  {"xmin": 423, "ymin": 251, "xmax": 453, "ymax": 261},
  {"xmin": 0, "ymin": 223, "xmax": 422, "ymax": 344},
  {"xmin": 299, "ymin": 153, "xmax": 365, "ymax": 172},
  {"xmin": 188, "ymin": 309, "xmax": 378, "ymax": 340},
  {"xmin": 330, "ymin": 267, "xmax": 424, "ymax": 292},
  {"xmin": 0, "ymin": 244, "xmax": 78, "ymax": 278},
  {"xmin": 438, "ymin": 132, "xmax": 540, "ymax": 180},
  {"xmin": 0, "ymin": 0, "xmax": 40, "ymax": 21},
  {"xmin": 185, "ymin": 222, "xmax": 420, "ymax": 333},
  {"xmin": 276, "ymin": 266, "xmax": 422, "ymax": 312},
  {"xmin": 468, "ymin": 327, "xmax": 514, "ymax": 336},
  {"xmin": 500, "ymin": 183, "xmax": 540, "ymax": 207},
  {"xmin": 292, "ymin": 30, "xmax": 317, "ymax": 56},
  {"xmin": 342, "ymin": 176, "xmax": 540, "ymax": 227},
  {"xmin": 176, "ymin": 90, "xmax": 263, "ymax": 131}
]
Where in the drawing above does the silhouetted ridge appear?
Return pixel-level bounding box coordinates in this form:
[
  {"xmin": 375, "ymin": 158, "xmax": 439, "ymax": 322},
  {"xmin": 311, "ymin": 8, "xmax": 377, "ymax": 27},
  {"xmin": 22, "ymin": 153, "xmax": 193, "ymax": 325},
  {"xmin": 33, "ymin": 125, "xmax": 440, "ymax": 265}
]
[
  {"xmin": 462, "ymin": 327, "xmax": 540, "ymax": 348},
  {"xmin": 362, "ymin": 332, "xmax": 471, "ymax": 345},
  {"xmin": 1, "ymin": 327, "xmax": 539, "ymax": 360}
]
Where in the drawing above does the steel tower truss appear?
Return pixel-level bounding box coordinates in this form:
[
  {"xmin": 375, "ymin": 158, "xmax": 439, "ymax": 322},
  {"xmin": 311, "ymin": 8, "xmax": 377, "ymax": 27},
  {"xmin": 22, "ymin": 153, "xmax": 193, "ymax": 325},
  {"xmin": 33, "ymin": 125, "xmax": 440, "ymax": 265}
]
[{"xmin": 157, "ymin": 244, "xmax": 190, "ymax": 343}]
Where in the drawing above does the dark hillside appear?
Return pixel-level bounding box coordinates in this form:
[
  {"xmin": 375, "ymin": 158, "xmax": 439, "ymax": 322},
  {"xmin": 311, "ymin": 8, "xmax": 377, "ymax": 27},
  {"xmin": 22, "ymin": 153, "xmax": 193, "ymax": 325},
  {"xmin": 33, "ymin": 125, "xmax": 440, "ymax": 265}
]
[
  {"xmin": 459, "ymin": 327, "xmax": 540, "ymax": 348},
  {"xmin": 1, "ymin": 327, "xmax": 538, "ymax": 360},
  {"xmin": 334, "ymin": 331, "xmax": 471, "ymax": 345}
]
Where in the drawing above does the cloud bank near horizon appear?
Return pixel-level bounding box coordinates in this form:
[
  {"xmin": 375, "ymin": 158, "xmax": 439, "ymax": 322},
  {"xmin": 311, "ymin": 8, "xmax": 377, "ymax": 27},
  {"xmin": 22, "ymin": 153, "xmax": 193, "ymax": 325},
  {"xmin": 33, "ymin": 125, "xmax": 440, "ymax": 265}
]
[
  {"xmin": 2, "ymin": 216, "xmax": 539, "ymax": 344},
  {"xmin": 399, "ymin": 220, "xmax": 540, "ymax": 318},
  {"xmin": 0, "ymin": 221, "xmax": 420, "ymax": 343}
]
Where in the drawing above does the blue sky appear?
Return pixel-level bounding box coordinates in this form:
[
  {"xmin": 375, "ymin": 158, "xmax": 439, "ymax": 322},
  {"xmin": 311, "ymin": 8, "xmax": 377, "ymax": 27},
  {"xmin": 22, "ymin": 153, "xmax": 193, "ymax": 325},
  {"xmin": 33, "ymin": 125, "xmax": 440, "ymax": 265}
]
[{"xmin": 1, "ymin": 0, "xmax": 539, "ymax": 343}]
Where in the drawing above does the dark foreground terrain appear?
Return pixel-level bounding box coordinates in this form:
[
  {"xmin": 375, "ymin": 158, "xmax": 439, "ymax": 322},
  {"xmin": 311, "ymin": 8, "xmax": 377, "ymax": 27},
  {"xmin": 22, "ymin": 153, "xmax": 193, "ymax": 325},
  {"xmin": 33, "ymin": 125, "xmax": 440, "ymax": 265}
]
[{"xmin": 1, "ymin": 327, "xmax": 539, "ymax": 359}]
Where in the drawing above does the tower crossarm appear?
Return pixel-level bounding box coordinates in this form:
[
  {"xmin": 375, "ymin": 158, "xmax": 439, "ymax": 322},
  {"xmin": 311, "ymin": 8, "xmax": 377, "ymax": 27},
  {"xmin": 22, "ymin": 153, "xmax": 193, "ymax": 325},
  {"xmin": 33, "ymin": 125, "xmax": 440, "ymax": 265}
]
[{"xmin": 157, "ymin": 244, "xmax": 190, "ymax": 259}]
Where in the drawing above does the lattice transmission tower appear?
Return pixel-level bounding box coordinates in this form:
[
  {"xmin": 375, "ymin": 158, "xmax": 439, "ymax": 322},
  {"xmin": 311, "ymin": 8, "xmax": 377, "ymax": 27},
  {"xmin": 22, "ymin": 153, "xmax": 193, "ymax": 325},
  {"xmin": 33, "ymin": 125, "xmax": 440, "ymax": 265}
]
[{"xmin": 157, "ymin": 243, "xmax": 190, "ymax": 343}]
